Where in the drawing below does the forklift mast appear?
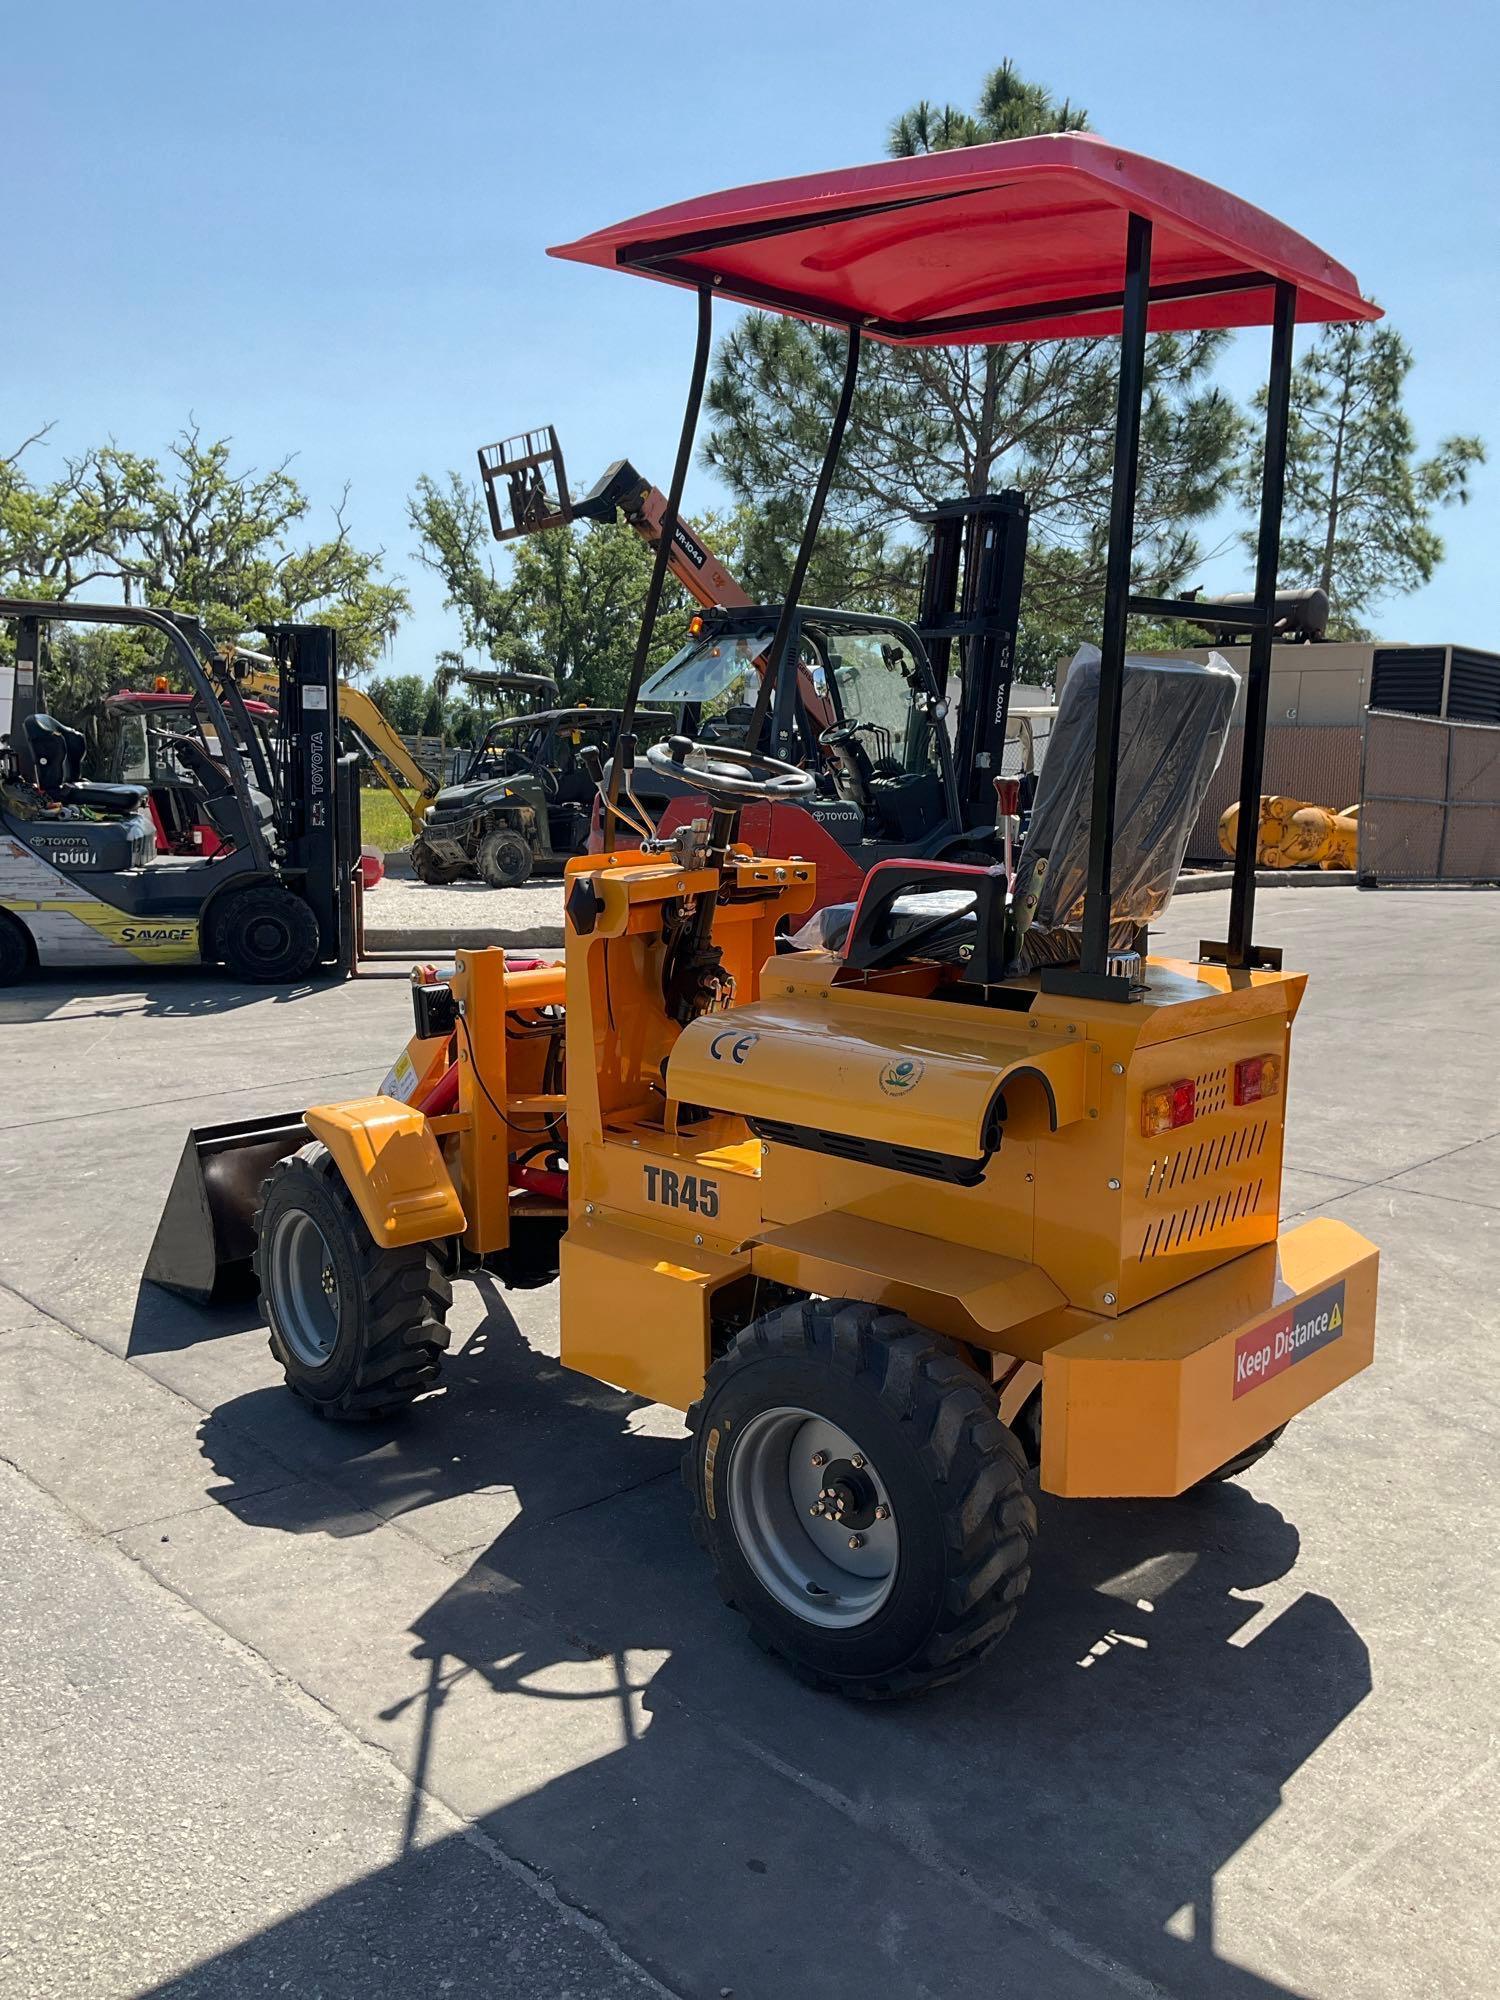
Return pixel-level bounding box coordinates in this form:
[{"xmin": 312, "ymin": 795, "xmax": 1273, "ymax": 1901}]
[
  {"xmin": 266, "ymin": 624, "xmax": 360, "ymax": 976},
  {"xmin": 915, "ymin": 492, "xmax": 1030, "ymax": 821}
]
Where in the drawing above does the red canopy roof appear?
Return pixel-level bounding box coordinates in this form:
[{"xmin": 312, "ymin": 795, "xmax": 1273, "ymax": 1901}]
[
  {"xmin": 550, "ymin": 134, "xmax": 1375, "ymax": 345},
  {"xmin": 106, "ymin": 690, "xmax": 276, "ymax": 716}
]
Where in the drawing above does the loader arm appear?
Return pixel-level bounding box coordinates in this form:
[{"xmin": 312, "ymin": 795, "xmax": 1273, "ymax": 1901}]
[{"xmin": 574, "ymin": 460, "xmax": 751, "ymax": 611}]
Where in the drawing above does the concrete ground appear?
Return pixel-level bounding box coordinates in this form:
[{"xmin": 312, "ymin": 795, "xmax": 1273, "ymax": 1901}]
[{"xmin": 0, "ymin": 884, "xmax": 1496, "ymax": 1999}]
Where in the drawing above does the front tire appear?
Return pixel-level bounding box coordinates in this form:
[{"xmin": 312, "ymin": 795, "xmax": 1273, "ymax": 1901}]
[
  {"xmin": 476, "ymin": 826, "xmax": 534, "ymax": 889},
  {"xmin": 216, "ymin": 884, "xmax": 321, "ymax": 982},
  {"xmin": 410, "ymin": 839, "xmax": 467, "ymax": 886},
  {"xmin": 0, "ymin": 909, "xmax": 35, "ymax": 985},
  {"xmin": 254, "ymin": 1143, "xmax": 452, "ymax": 1419},
  {"xmin": 686, "ymin": 1300, "xmax": 1034, "ymax": 1698}
]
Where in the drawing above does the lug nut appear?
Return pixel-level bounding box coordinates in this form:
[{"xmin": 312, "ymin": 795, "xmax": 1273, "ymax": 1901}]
[
  {"xmin": 811, "ymin": 1450, "xmax": 828, "ymax": 1467},
  {"xmin": 848, "ymin": 1534, "xmax": 865, "ymax": 1550},
  {"xmin": 851, "ymin": 1454, "xmax": 865, "ymax": 1469},
  {"xmin": 875, "ymin": 1504, "xmax": 890, "ymax": 1521}
]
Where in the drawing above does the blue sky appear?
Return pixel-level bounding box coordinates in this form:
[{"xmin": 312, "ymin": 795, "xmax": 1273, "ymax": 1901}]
[{"xmin": 8, "ymin": 0, "xmax": 1497, "ymax": 670}]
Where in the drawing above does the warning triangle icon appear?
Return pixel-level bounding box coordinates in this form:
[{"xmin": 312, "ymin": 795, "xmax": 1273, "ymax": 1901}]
[{"xmin": 1329, "ymin": 1302, "xmax": 1342, "ymax": 1329}]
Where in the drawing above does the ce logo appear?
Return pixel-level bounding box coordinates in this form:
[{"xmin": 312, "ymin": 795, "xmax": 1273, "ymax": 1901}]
[{"xmin": 709, "ymin": 1030, "xmax": 759, "ymax": 1065}]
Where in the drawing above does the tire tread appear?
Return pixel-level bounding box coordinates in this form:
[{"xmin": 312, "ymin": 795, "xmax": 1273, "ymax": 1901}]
[
  {"xmin": 685, "ymin": 1297, "xmax": 1036, "ymax": 1699},
  {"xmin": 254, "ymin": 1143, "xmax": 451, "ymax": 1420}
]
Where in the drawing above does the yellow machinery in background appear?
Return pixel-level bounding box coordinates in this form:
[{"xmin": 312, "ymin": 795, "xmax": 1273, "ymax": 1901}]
[
  {"xmin": 150, "ymin": 136, "xmax": 1381, "ymax": 1697},
  {"xmin": 1221, "ymin": 795, "xmax": 1361, "ymax": 871},
  {"xmin": 226, "ymin": 649, "xmax": 441, "ymax": 839}
]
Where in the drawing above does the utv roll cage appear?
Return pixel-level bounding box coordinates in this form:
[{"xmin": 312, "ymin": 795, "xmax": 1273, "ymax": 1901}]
[{"xmin": 550, "ymin": 133, "xmax": 1377, "ymax": 999}]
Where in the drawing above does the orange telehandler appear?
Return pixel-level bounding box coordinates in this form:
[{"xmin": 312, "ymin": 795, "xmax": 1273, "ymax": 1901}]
[{"xmin": 477, "ymin": 427, "xmax": 1038, "ymax": 910}]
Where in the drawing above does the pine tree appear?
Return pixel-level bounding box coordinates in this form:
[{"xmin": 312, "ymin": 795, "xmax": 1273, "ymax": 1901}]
[{"xmin": 1249, "ymin": 319, "xmax": 1485, "ymax": 637}]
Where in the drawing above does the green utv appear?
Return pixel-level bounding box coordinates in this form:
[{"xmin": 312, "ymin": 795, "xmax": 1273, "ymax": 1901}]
[{"xmin": 410, "ymin": 704, "xmax": 669, "ymax": 887}]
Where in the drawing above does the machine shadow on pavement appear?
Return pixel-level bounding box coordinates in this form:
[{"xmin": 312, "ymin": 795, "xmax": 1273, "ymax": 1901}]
[
  {"xmin": 187, "ymin": 1282, "xmax": 1373, "ymax": 2000},
  {"xmin": 0, "ymin": 966, "xmax": 323, "ymax": 1024}
]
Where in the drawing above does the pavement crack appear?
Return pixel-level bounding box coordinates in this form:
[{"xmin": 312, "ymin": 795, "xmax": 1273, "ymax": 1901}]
[
  {"xmin": 101, "ymin": 1483, "xmax": 302, "ymax": 1541},
  {"xmin": 536, "ymin": 1464, "xmax": 678, "ymax": 1527}
]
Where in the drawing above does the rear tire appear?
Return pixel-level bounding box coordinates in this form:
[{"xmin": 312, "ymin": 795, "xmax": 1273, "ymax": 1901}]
[
  {"xmin": 254, "ymin": 1142, "xmax": 452, "ymax": 1419},
  {"xmin": 685, "ymin": 1299, "xmax": 1035, "ymax": 1698},
  {"xmin": 1198, "ymin": 1424, "xmax": 1287, "ymax": 1484},
  {"xmin": 0, "ymin": 909, "xmax": 35, "ymax": 985},
  {"xmin": 216, "ymin": 884, "xmax": 321, "ymax": 982},
  {"xmin": 476, "ymin": 826, "xmax": 534, "ymax": 889}
]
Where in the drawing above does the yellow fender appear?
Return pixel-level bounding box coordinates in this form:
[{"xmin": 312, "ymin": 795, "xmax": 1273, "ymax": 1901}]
[{"xmin": 304, "ymin": 1096, "xmax": 466, "ymax": 1249}]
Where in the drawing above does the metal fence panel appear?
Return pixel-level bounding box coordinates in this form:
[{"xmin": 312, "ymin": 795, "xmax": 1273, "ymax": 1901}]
[{"xmin": 1358, "ymin": 710, "xmax": 1500, "ymax": 883}]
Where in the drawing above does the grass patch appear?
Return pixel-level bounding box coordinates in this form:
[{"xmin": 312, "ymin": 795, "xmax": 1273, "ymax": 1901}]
[{"xmin": 360, "ymin": 786, "xmax": 422, "ymax": 855}]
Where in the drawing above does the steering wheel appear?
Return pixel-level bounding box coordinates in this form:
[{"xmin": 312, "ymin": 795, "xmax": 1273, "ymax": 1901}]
[
  {"xmin": 818, "ymin": 722, "xmax": 876, "ymax": 791},
  {"xmin": 151, "ymin": 728, "xmax": 233, "ymax": 799},
  {"xmin": 646, "ymin": 734, "xmax": 816, "ymax": 805}
]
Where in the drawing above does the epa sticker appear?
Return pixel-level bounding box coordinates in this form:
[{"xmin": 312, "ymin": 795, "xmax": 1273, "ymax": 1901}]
[{"xmin": 879, "ymin": 1056, "xmax": 926, "ymax": 1097}]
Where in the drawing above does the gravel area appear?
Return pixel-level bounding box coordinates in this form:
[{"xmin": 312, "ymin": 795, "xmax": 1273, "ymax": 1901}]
[{"xmin": 363, "ymin": 872, "xmax": 565, "ymax": 948}]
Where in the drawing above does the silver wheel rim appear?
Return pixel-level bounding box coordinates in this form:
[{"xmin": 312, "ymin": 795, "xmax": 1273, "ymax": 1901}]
[
  {"xmin": 725, "ymin": 1406, "xmax": 899, "ymax": 1629},
  {"xmin": 268, "ymin": 1209, "xmax": 342, "ymax": 1367}
]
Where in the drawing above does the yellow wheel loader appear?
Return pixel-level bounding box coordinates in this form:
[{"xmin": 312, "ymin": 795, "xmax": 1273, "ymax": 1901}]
[{"xmin": 150, "ymin": 135, "xmax": 1380, "ymax": 1697}]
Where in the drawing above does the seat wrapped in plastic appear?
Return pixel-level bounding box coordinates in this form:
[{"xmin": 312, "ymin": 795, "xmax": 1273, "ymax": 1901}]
[{"xmin": 1009, "ymin": 646, "xmax": 1238, "ymax": 973}]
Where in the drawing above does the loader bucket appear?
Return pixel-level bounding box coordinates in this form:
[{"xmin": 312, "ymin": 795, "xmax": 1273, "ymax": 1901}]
[{"xmin": 144, "ymin": 1112, "xmax": 310, "ymax": 1303}]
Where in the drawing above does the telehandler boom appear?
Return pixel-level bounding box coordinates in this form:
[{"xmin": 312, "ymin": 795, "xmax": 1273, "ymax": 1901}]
[{"xmin": 151, "ymin": 133, "xmax": 1381, "ymax": 1697}]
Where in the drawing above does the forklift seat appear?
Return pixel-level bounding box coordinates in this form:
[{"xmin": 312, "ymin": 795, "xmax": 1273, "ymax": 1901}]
[{"xmin": 23, "ymin": 714, "xmax": 149, "ymax": 816}]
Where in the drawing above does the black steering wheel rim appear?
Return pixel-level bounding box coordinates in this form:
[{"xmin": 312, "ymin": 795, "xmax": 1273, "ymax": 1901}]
[{"xmin": 645, "ymin": 734, "xmax": 816, "ymax": 805}]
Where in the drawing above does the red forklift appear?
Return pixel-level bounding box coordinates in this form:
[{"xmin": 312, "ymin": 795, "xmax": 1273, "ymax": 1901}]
[
  {"xmin": 105, "ymin": 686, "xmax": 280, "ymax": 856},
  {"xmin": 477, "ymin": 429, "xmax": 1033, "ymax": 909}
]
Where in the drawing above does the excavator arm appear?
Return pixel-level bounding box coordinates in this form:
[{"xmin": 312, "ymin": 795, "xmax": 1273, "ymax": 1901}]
[
  {"xmin": 229, "ymin": 658, "xmax": 440, "ymax": 836},
  {"xmin": 478, "ymin": 426, "xmax": 749, "ymax": 610}
]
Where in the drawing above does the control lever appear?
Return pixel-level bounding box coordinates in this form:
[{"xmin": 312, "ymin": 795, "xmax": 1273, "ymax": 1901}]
[{"xmin": 615, "ymin": 730, "xmax": 658, "ymax": 839}]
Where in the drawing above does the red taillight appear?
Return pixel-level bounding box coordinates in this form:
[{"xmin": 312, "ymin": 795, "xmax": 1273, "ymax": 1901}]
[
  {"xmin": 1141, "ymin": 1078, "xmax": 1196, "ymax": 1136},
  {"xmin": 1235, "ymin": 1054, "xmax": 1281, "ymax": 1105}
]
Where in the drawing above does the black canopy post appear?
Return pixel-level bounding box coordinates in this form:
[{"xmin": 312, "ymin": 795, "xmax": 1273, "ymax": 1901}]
[
  {"xmin": 604, "ymin": 283, "xmax": 713, "ymax": 852},
  {"xmin": 1044, "ymin": 212, "xmax": 1153, "ymax": 1000},
  {"xmin": 746, "ymin": 326, "xmax": 863, "ymax": 753},
  {"xmin": 1220, "ymin": 278, "xmax": 1298, "ymax": 969}
]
